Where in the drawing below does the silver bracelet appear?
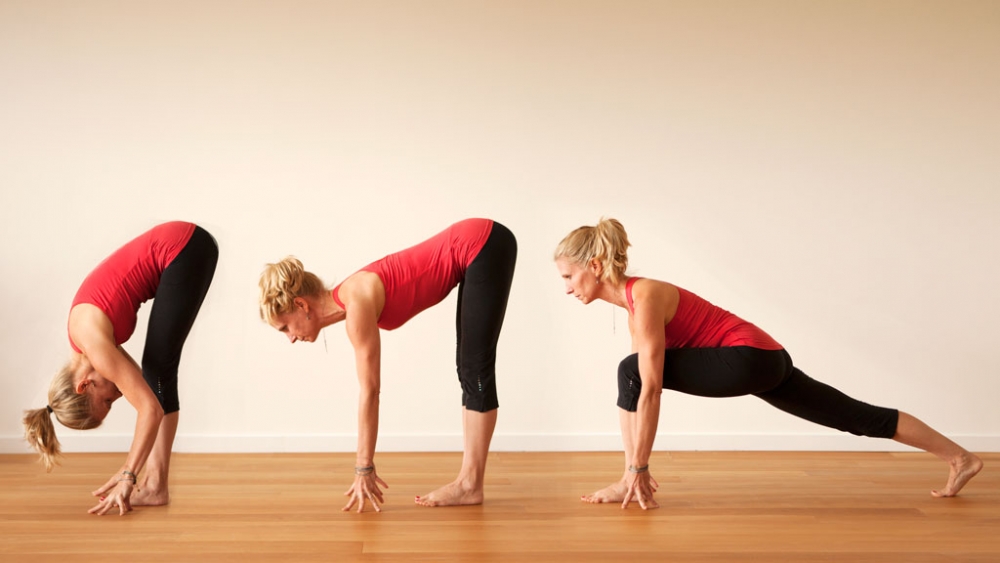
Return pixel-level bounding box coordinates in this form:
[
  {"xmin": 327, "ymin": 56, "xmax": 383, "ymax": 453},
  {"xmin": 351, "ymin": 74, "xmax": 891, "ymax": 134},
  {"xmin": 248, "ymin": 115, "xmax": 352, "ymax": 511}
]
[
  {"xmin": 355, "ymin": 465, "xmax": 375, "ymax": 476},
  {"xmin": 628, "ymin": 464, "xmax": 649, "ymax": 474}
]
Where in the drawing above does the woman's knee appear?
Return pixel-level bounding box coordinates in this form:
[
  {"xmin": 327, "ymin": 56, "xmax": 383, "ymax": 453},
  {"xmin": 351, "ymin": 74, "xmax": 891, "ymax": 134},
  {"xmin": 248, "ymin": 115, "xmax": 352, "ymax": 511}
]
[{"xmin": 616, "ymin": 354, "xmax": 641, "ymax": 412}]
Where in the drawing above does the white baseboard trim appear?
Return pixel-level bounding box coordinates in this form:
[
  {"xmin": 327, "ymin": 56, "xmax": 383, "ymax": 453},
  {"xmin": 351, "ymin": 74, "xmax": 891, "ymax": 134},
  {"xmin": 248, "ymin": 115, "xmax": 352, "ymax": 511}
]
[{"xmin": 3, "ymin": 433, "xmax": 998, "ymax": 454}]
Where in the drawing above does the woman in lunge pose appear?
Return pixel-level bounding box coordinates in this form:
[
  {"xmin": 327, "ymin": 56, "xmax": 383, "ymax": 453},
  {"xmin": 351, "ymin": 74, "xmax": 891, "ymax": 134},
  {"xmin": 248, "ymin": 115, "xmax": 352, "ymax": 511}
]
[
  {"xmin": 259, "ymin": 218, "xmax": 516, "ymax": 513},
  {"xmin": 24, "ymin": 221, "xmax": 218, "ymax": 516},
  {"xmin": 554, "ymin": 218, "xmax": 982, "ymax": 510}
]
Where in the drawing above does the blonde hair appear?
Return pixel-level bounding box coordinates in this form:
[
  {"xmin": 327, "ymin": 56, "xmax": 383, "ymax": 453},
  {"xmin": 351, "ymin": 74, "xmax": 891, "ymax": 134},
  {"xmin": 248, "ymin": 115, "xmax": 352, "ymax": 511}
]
[
  {"xmin": 258, "ymin": 256, "xmax": 326, "ymax": 324},
  {"xmin": 554, "ymin": 217, "xmax": 632, "ymax": 285},
  {"xmin": 23, "ymin": 358, "xmax": 102, "ymax": 471}
]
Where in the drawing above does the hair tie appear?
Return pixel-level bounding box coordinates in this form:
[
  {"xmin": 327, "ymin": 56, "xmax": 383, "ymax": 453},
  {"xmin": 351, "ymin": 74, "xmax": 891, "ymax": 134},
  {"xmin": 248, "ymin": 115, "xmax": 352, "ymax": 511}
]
[{"xmin": 46, "ymin": 405, "xmax": 53, "ymax": 414}]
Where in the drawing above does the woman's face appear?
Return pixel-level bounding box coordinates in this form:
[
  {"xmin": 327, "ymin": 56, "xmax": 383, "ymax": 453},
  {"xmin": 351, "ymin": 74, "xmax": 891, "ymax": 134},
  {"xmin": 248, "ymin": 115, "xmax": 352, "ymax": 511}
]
[
  {"xmin": 269, "ymin": 302, "xmax": 320, "ymax": 344},
  {"xmin": 556, "ymin": 258, "xmax": 600, "ymax": 305}
]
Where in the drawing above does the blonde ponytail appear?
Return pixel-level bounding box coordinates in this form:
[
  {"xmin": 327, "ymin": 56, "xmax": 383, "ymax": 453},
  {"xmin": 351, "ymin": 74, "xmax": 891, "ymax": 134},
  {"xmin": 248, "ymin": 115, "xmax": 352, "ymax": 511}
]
[
  {"xmin": 259, "ymin": 256, "xmax": 326, "ymax": 323},
  {"xmin": 554, "ymin": 217, "xmax": 632, "ymax": 285},
  {"xmin": 23, "ymin": 359, "xmax": 101, "ymax": 471},
  {"xmin": 22, "ymin": 407, "xmax": 59, "ymax": 471}
]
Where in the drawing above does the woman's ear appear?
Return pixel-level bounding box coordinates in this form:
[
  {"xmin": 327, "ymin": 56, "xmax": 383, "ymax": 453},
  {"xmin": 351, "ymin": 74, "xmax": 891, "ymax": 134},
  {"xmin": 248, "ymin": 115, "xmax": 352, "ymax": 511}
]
[
  {"xmin": 74, "ymin": 377, "xmax": 90, "ymax": 395},
  {"xmin": 589, "ymin": 259, "xmax": 603, "ymax": 278},
  {"xmin": 293, "ymin": 296, "xmax": 309, "ymax": 312}
]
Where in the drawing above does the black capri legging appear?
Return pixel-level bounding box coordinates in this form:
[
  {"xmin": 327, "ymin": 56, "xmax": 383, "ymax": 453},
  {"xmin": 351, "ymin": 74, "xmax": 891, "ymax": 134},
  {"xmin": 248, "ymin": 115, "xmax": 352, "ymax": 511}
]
[
  {"xmin": 141, "ymin": 226, "xmax": 218, "ymax": 414},
  {"xmin": 617, "ymin": 347, "xmax": 899, "ymax": 439},
  {"xmin": 455, "ymin": 222, "xmax": 517, "ymax": 412}
]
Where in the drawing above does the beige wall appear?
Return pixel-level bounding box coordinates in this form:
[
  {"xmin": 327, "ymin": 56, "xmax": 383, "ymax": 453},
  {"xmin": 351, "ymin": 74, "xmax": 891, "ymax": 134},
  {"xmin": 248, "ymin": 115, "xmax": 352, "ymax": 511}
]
[{"xmin": 2, "ymin": 0, "xmax": 998, "ymax": 454}]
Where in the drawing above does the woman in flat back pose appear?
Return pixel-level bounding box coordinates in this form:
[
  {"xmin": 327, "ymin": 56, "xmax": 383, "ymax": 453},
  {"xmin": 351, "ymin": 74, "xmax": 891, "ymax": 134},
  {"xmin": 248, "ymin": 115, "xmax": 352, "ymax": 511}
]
[
  {"xmin": 554, "ymin": 218, "xmax": 982, "ymax": 510},
  {"xmin": 23, "ymin": 221, "xmax": 218, "ymax": 516},
  {"xmin": 259, "ymin": 218, "xmax": 516, "ymax": 512}
]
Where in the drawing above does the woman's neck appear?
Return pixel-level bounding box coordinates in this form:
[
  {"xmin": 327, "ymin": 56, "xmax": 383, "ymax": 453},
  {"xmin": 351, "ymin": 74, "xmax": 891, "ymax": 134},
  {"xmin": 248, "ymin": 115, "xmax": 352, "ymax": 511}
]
[
  {"xmin": 597, "ymin": 279, "xmax": 629, "ymax": 310},
  {"xmin": 312, "ymin": 291, "xmax": 347, "ymax": 328}
]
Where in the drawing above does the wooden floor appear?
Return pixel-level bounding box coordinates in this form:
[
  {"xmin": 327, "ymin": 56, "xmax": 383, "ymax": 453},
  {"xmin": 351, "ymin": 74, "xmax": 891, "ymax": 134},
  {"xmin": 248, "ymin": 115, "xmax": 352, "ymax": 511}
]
[{"xmin": 1, "ymin": 451, "xmax": 997, "ymax": 562}]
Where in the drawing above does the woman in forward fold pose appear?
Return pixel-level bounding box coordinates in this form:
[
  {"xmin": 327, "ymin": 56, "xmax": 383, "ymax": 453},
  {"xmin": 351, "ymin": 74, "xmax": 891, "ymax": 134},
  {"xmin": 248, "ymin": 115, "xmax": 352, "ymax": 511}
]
[
  {"xmin": 554, "ymin": 218, "xmax": 982, "ymax": 510},
  {"xmin": 23, "ymin": 221, "xmax": 218, "ymax": 516},
  {"xmin": 259, "ymin": 218, "xmax": 516, "ymax": 513}
]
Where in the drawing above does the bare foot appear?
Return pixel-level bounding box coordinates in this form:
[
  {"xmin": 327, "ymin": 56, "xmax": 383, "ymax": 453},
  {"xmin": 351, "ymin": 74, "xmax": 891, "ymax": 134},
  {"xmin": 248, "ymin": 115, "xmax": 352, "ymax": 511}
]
[
  {"xmin": 131, "ymin": 484, "xmax": 170, "ymax": 507},
  {"xmin": 581, "ymin": 480, "xmax": 627, "ymax": 504},
  {"xmin": 931, "ymin": 452, "xmax": 984, "ymax": 498},
  {"xmin": 414, "ymin": 480, "xmax": 483, "ymax": 507}
]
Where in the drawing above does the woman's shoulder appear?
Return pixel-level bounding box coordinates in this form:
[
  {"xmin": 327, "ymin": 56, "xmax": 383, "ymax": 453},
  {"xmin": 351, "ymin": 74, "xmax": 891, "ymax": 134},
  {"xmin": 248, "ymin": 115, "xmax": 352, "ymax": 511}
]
[
  {"xmin": 68, "ymin": 303, "xmax": 115, "ymax": 349},
  {"xmin": 337, "ymin": 271, "xmax": 385, "ymax": 304},
  {"xmin": 627, "ymin": 277, "xmax": 679, "ymax": 314},
  {"xmin": 630, "ymin": 277, "xmax": 677, "ymax": 297}
]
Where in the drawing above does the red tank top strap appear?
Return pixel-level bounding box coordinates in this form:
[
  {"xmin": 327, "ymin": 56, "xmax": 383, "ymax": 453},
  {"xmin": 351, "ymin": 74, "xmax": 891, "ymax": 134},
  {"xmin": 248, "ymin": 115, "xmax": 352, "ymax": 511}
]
[
  {"xmin": 625, "ymin": 277, "xmax": 641, "ymax": 314},
  {"xmin": 331, "ymin": 285, "xmax": 345, "ymax": 308}
]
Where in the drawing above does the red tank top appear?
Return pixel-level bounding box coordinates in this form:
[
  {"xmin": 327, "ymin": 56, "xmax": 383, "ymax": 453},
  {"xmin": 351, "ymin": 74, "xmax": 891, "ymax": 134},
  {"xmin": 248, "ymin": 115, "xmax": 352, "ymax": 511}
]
[
  {"xmin": 626, "ymin": 277, "xmax": 782, "ymax": 350},
  {"xmin": 69, "ymin": 222, "xmax": 197, "ymax": 352},
  {"xmin": 332, "ymin": 219, "xmax": 493, "ymax": 330}
]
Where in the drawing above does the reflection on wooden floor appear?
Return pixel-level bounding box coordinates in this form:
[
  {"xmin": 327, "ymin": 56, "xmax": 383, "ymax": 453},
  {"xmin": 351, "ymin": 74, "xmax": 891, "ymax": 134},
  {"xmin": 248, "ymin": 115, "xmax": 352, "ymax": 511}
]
[{"xmin": 1, "ymin": 451, "xmax": 997, "ymax": 562}]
